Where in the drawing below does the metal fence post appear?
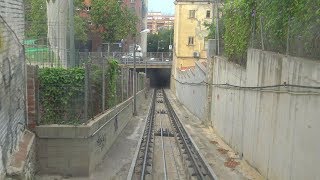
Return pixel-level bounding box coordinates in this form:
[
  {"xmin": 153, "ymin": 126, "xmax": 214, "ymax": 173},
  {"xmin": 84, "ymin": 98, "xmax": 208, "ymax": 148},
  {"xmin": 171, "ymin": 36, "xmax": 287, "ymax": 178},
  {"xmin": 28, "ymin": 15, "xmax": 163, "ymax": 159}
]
[
  {"xmin": 260, "ymin": 16, "xmax": 265, "ymax": 50},
  {"xmin": 84, "ymin": 62, "xmax": 89, "ymax": 121},
  {"xmin": 128, "ymin": 70, "xmax": 131, "ymax": 97},
  {"xmin": 126, "ymin": 69, "xmax": 129, "ymax": 99},
  {"xmin": 136, "ymin": 72, "xmax": 138, "ymax": 92},
  {"xmin": 121, "ymin": 67, "xmax": 124, "ymax": 102},
  {"xmin": 102, "ymin": 54, "xmax": 106, "ymax": 111},
  {"xmin": 286, "ymin": 17, "xmax": 290, "ymax": 55},
  {"xmin": 115, "ymin": 72, "xmax": 118, "ymax": 105},
  {"xmin": 136, "ymin": 73, "xmax": 138, "ymax": 92}
]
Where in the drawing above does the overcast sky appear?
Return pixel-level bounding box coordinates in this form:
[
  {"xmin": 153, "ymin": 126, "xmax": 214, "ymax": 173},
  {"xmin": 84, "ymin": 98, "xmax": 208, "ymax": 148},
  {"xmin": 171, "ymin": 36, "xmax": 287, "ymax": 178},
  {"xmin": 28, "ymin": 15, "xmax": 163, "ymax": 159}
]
[{"xmin": 148, "ymin": 0, "xmax": 175, "ymax": 15}]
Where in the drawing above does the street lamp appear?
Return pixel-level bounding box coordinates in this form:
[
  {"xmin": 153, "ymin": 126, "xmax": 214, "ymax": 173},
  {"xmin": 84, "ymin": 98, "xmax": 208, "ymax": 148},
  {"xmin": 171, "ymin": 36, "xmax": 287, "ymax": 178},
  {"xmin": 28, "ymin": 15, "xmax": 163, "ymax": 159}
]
[{"xmin": 133, "ymin": 29, "xmax": 150, "ymax": 116}]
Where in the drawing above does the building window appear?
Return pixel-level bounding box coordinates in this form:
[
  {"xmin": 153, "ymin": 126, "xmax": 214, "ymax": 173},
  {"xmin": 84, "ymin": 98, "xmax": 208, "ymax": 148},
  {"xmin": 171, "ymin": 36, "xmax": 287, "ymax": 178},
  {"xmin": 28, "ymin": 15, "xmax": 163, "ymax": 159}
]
[
  {"xmin": 131, "ymin": 0, "xmax": 135, "ymax": 3},
  {"xmin": 189, "ymin": 10, "xmax": 195, "ymax": 18},
  {"xmin": 188, "ymin": 37, "xmax": 194, "ymax": 45},
  {"xmin": 206, "ymin": 10, "xmax": 211, "ymax": 18}
]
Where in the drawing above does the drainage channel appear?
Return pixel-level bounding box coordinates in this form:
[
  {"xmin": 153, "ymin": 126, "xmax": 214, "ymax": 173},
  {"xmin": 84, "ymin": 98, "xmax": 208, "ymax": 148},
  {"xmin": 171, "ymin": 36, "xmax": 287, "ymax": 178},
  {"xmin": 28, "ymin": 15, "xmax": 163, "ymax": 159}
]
[{"xmin": 128, "ymin": 89, "xmax": 217, "ymax": 180}]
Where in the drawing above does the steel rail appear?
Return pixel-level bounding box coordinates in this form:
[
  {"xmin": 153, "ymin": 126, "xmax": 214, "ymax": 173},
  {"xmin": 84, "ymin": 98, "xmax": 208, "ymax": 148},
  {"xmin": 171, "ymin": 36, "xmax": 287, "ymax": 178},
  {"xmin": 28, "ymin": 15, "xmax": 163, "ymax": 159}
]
[
  {"xmin": 162, "ymin": 89, "xmax": 215, "ymax": 180},
  {"xmin": 140, "ymin": 89, "xmax": 156, "ymax": 180},
  {"xmin": 168, "ymin": 128, "xmax": 182, "ymax": 179},
  {"xmin": 127, "ymin": 90, "xmax": 155, "ymax": 180},
  {"xmin": 160, "ymin": 115, "xmax": 168, "ymax": 180}
]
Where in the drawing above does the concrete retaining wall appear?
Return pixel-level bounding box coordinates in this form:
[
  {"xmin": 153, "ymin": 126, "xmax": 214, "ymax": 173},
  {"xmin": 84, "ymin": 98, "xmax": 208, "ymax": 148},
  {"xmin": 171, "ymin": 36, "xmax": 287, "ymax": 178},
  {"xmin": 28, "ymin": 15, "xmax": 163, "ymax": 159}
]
[
  {"xmin": 36, "ymin": 90, "xmax": 147, "ymax": 176},
  {"xmin": 211, "ymin": 49, "xmax": 320, "ymax": 180},
  {"xmin": 175, "ymin": 61, "xmax": 207, "ymax": 120},
  {"xmin": 173, "ymin": 48, "xmax": 320, "ymax": 179}
]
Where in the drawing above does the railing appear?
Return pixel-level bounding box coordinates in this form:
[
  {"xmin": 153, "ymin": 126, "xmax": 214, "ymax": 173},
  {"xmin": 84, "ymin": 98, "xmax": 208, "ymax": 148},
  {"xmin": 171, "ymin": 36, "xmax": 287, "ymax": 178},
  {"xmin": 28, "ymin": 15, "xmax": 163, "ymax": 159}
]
[{"xmin": 26, "ymin": 50, "xmax": 173, "ymax": 68}]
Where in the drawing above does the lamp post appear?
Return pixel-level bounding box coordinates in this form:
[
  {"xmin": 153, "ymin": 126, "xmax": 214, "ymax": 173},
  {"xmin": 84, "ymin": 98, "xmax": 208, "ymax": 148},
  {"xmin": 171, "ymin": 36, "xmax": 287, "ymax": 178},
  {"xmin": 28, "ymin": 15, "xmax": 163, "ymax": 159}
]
[{"xmin": 133, "ymin": 29, "xmax": 150, "ymax": 116}]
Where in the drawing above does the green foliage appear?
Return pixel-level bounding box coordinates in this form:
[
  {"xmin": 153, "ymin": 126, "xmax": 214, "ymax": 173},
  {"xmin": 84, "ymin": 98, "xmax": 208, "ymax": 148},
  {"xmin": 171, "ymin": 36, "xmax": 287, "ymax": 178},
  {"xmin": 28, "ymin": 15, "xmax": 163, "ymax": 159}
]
[
  {"xmin": 204, "ymin": 22, "xmax": 216, "ymax": 40},
  {"xmin": 106, "ymin": 59, "xmax": 119, "ymax": 108},
  {"xmin": 39, "ymin": 59, "xmax": 120, "ymax": 125},
  {"xmin": 223, "ymin": 0, "xmax": 255, "ymax": 62},
  {"xmin": 74, "ymin": 14, "xmax": 88, "ymax": 43},
  {"xmin": 25, "ymin": 0, "xmax": 88, "ymax": 44},
  {"xmin": 39, "ymin": 67, "xmax": 85, "ymax": 125},
  {"xmin": 25, "ymin": 0, "xmax": 47, "ymax": 40},
  {"xmin": 90, "ymin": 0, "xmax": 138, "ymax": 42},
  {"xmin": 74, "ymin": 0, "xmax": 89, "ymax": 44},
  {"xmin": 209, "ymin": 0, "xmax": 320, "ymax": 63},
  {"xmin": 147, "ymin": 29, "xmax": 174, "ymax": 52},
  {"xmin": 257, "ymin": 0, "xmax": 320, "ymax": 55}
]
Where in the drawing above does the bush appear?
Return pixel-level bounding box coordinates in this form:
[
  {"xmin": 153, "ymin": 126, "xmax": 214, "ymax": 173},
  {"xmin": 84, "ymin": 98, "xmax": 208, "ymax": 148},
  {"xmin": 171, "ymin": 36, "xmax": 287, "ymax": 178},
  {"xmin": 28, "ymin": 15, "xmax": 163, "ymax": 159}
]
[
  {"xmin": 208, "ymin": 0, "xmax": 320, "ymax": 64},
  {"xmin": 39, "ymin": 67, "xmax": 85, "ymax": 124},
  {"xmin": 38, "ymin": 59, "xmax": 120, "ymax": 125}
]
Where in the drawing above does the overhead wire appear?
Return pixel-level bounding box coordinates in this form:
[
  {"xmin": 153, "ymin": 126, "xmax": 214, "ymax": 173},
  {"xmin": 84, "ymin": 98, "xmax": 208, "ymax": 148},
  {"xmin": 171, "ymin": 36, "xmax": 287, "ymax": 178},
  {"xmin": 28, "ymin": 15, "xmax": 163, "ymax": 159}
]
[{"xmin": 173, "ymin": 77, "xmax": 320, "ymax": 95}]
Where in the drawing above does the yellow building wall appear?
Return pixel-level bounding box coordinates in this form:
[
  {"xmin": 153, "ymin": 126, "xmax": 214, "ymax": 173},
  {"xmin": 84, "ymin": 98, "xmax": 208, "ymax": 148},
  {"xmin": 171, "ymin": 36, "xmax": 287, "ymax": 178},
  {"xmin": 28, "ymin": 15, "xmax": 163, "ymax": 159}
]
[
  {"xmin": 171, "ymin": 1, "xmax": 215, "ymax": 90},
  {"xmin": 174, "ymin": 1, "xmax": 213, "ymax": 67}
]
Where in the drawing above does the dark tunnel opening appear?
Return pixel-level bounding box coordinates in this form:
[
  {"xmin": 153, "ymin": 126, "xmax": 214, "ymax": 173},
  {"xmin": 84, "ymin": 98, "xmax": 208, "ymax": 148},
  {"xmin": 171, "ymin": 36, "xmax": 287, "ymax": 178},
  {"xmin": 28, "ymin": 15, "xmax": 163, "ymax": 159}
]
[{"xmin": 136, "ymin": 68, "xmax": 171, "ymax": 88}]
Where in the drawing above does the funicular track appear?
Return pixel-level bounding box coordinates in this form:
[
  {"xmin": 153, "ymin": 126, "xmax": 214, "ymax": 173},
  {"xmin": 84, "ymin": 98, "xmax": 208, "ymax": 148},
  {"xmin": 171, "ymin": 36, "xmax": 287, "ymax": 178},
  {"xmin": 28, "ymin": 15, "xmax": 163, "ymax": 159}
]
[{"xmin": 128, "ymin": 89, "xmax": 217, "ymax": 180}]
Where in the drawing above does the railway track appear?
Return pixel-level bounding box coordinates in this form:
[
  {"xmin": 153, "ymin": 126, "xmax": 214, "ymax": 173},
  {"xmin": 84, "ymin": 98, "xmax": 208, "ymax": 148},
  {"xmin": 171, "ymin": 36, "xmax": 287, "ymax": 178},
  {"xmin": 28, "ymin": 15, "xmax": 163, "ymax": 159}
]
[{"xmin": 128, "ymin": 89, "xmax": 217, "ymax": 180}]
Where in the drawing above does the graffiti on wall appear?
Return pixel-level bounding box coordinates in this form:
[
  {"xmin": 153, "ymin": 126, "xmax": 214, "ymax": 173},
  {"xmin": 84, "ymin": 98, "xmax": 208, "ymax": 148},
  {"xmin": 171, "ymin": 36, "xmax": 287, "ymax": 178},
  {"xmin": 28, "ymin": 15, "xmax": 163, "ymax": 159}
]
[
  {"xmin": 0, "ymin": 16, "xmax": 26, "ymax": 174},
  {"xmin": 96, "ymin": 132, "xmax": 106, "ymax": 151}
]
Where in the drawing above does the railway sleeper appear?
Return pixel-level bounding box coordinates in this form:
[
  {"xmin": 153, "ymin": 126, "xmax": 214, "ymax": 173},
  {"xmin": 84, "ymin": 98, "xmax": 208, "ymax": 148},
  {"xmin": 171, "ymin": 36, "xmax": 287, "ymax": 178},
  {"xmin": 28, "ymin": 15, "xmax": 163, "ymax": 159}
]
[{"xmin": 154, "ymin": 128, "xmax": 174, "ymax": 137}]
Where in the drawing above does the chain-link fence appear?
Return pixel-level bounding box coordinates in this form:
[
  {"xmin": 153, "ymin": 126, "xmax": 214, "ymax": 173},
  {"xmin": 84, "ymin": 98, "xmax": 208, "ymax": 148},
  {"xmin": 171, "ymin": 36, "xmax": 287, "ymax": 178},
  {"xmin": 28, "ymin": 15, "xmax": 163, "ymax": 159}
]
[
  {"xmin": 37, "ymin": 57, "xmax": 146, "ymax": 125},
  {"xmin": 251, "ymin": 13, "xmax": 320, "ymax": 60},
  {"xmin": 216, "ymin": 1, "xmax": 319, "ymax": 65}
]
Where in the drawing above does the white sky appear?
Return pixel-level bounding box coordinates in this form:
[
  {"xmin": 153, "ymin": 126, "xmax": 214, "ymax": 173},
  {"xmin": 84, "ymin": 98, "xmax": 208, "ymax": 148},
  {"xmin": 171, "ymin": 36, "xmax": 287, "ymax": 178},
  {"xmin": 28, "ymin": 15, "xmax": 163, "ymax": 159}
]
[{"xmin": 148, "ymin": 0, "xmax": 175, "ymax": 15}]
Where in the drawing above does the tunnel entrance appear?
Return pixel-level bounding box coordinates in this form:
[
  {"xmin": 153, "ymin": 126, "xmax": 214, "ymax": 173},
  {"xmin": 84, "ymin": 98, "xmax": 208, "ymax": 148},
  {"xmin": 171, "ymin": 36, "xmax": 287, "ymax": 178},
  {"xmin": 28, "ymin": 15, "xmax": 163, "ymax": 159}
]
[{"xmin": 136, "ymin": 68, "xmax": 171, "ymax": 88}]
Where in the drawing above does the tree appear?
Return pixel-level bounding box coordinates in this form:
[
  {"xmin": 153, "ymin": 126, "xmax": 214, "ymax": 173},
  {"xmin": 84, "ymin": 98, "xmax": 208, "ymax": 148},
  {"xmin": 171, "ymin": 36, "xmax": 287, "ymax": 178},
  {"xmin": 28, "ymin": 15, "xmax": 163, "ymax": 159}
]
[
  {"xmin": 147, "ymin": 29, "xmax": 174, "ymax": 52},
  {"xmin": 74, "ymin": 0, "xmax": 89, "ymax": 44},
  {"xmin": 25, "ymin": 0, "xmax": 88, "ymax": 43},
  {"xmin": 90, "ymin": 0, "xmax": 138, "ymax": 43},
  {"xmin": 25, "ymin": 0, "xmax": 47, "ymax": 40}
]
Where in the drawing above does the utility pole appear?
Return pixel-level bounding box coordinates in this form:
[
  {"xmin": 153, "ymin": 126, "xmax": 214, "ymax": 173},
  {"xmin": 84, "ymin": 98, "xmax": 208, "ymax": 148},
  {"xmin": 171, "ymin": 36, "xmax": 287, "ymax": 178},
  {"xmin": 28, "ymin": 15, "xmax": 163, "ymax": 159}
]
[
  {"xmin": 69, "ymin": 0, "xmax": 75, "ymax": 67},
  {"xmin": 169, "ymin": 29, "xmax": 173, "ymax": 61},
  {"xmin": 215, "ymin": 0, "xmax": 220, "ymax": 55},
  {"xmin": 133, "ymin": 38, "xmax": 137, "ymax": 116}
]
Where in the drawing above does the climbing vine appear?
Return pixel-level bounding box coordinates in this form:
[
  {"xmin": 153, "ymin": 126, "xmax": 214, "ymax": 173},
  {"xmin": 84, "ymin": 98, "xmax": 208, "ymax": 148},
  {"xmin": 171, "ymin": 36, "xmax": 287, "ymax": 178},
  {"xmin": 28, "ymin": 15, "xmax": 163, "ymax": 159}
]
[
  {"xmin": 39, "ymin": 67, "xmax": 85, "ymax": 124},
  {"xmin": 206, "ymin": 0, "xmax": 320, "ymax": 63},
  {"xmin": 38, "ymin": 59, "xmax": 120, "ymax": 125},
  {"xmin": 223, "ymin": 0, "xmax": 255, "ymax": 63},
  {"xmin": 106, "ymin": 59, "xmax": 119, "ymax": 108}
]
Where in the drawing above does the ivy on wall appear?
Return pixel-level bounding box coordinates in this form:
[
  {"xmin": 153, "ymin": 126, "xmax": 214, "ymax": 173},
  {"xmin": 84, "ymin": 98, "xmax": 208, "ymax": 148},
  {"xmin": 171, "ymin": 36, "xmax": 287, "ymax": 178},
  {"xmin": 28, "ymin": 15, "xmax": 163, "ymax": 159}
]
[
  {"xmin": 207, "ymin": 0, "xmax": 320, "ymax": 63},
  {"xmin": 38, "ymin": 59, "xmax": 120, "ymax": 125},
  {"xmin": 223, "ymin": 0, "xmax": 255, "ymax": 63},
  {"xmin": 39, "ymin": 67, "xmax": 85, "ymax": 124},
  {"xmin": 106, "ymin": 59, "xmax": 119, "ymax": 108}
]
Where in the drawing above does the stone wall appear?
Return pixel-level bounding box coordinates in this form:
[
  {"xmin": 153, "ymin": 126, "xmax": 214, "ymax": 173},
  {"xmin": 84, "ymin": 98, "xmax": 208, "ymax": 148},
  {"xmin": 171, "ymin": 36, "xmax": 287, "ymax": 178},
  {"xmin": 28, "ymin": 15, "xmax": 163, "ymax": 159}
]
[
  {"xmin": 36, "ymin": 90, "xmax": 147, "ymax": 177},
  {"xmin": 0, "ymin": 1, "xmax": 27, "ymax": 178}
]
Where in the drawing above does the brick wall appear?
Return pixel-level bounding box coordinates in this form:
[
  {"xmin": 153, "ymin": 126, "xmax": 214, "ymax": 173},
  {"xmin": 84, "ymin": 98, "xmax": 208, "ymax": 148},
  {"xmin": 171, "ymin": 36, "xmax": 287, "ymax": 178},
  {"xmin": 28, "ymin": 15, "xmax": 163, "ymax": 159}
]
[
  {"xmin": 0, "ymin": 0, "xmax": 26, "ymax": 177},
  {"xmin": 27, "ymin": 65, "xmax": 39, "ymax": 130}
]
